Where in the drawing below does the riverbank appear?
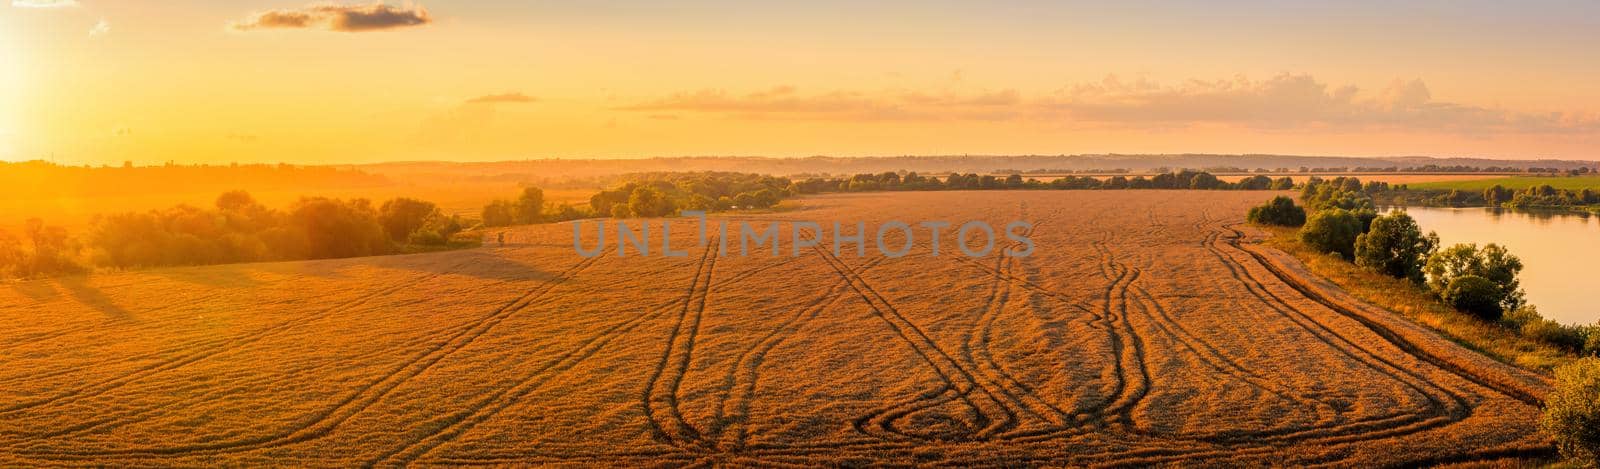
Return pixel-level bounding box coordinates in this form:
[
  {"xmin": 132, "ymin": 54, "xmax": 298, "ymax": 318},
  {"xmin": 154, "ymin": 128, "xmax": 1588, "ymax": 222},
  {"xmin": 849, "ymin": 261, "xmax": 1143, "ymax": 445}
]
[{"xmin": 1255, "ymin": 225, "xmax": 1579, "ymax": 373}]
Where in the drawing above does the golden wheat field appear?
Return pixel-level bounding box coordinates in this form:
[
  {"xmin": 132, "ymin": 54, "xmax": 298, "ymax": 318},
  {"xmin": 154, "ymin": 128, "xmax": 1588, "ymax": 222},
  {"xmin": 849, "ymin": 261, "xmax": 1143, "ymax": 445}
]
[{"xmin": 0, "ymin": 191, "xmax": 1552, "ymax": 467}]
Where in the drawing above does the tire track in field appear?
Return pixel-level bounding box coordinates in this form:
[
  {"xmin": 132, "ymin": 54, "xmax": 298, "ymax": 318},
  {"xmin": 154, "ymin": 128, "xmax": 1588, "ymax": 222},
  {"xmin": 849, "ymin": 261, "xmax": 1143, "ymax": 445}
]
[
  {"xmin": 1216, "ymin": 222, "xmax": 1542, "ymax": 406},
  {"xmin": 0, "ymin": 272, "xmax": 305, "ymax": 357},
  {"xmin": 0, "ymin": 275, "xmax": 377, "ymax": 390},
  {"xmin": 811, "ymin": 242, "xmax": 1012, "ymax": 443},
  {"xmin": 1181, "ymin": 216, "xmax": 1476, "ymax": 445},
  {"xmin": 19, "ymin": 250, "xmax": 614, "ymax": 458},
  {"xmin": 708, "ymin": 255, "xmax": 886, "ymax": 452},
  {"xmin": 992, "ymin": 211, "xmax": 1480, "ymax": 463},
  {"xmin": 640, "ymin": 235, "xmax": 722, "ymax": 450},
  {"xmin": 367, "ymin": 301, "xmax": 682, "ymax": 467},
  {"xmin": 909, "ymin": 221, "xmax": 1155, "ymax": 441},
  {"xmin": 0, "ymin": 248, "xmax": 546, "ymax": 389},
  {"xmin": 0, "ymin": 258, "xmax": 481, "ymax": 417},
  {"xmin": 955, "ymin": 215, "xmax": 1105, "ymax": 439},
  {"xmin": 1104, "ymin": 258, "xmax": 1344, "ymax": 434}
]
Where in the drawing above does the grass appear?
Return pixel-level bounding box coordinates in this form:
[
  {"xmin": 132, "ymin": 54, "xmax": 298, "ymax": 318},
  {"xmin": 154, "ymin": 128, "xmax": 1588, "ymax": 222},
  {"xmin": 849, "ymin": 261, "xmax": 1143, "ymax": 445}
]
[
  {"xmin": 1410, "ymin": 175, "xmax": 1600, "ymax": 192},
  {"xmin": 1260, "ymin": 225, "xmax": 1578, "ymax": 372}
]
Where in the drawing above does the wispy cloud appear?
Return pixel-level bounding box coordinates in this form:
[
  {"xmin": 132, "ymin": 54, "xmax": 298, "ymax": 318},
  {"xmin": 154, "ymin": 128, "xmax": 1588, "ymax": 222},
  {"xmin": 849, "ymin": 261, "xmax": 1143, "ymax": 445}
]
[
  {"xmin": 466, "ymin": 92, "xmax": 536, "ymax": 104},
  {"xmin": 615, "ymin": 86, "xmax": 953, "ymax": 121},
  {"xmin": 11, "ymin": 0, "xmax": 78, "ymax": 8},
  {"xmin": 230, "ymin": 2, "xmax": 432, "ymax": 33},
  {"xmin": 617, "ymin": 75, "xmax": 1600, "ymax": 135},
  {"xmin": 1039, "ymin": 74, "xmax": 1600, "ymax": 135},
  {"xmin": 88, "ymin": 18, "xmax": 110, "ymax": 38}
]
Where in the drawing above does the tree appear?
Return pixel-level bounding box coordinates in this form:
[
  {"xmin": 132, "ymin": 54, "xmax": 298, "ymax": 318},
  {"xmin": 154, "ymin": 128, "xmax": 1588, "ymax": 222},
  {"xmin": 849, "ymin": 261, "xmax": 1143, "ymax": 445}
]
[
  {"xmin": 379, "ymin": 198, "xmax": 440, "ymax": 242},
  {"xmin": 481, "ymin": 200, "xmax": 518, "ymax": 227},
  {"xmin": 1237, "ymin": 175, "xmax": 1272, "ymax": 190},
  {"xmin": 1299, "ymin": 208, "xmax": 1362, "ymax": 259},
  {"xmin": 21, "ymin": 218, "xmax": 81, "ymax": 276},
  {"xmin": 1483, "ymin": 185, "xmax": 1513, "ymax": 206},
  {"xmin": 1353, "ymin": 211, "xmax": 1437, "ymax": 283},
  {"xmin": 1188, "ymin": 172, "xmax": 1222, "ymax": 189},
  {"xmin": 0, "ymin": 229, "xmax": 23, "ymax": 278},
  {"xmin": 287, "ymin": 198, "xmax": 388, "ymax": 260},
  {"xmin": 627, "ymin": 186, "xmax": 675, "ymax": 217},
  {"xmin": 1246, "ymin": 196, "xmax": 1306, "ymax": 227},
  {"xmin": 516, "ymin": 186, "xmax": 545, "ymax": 224},
  {"xmin": 1542, "ymin": 358, "xmax": 1600, "ymax": 466},
  {"xmin": 1424, "ymin": 243, "xmax": 1525, "ymax": 317}
]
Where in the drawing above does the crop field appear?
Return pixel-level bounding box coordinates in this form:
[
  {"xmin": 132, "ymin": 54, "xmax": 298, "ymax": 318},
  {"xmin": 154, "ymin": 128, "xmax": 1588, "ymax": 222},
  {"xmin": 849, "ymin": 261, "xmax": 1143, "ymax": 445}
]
[
  {"xmin": 0, "ymin": 191, "xmax": 1552, "ymax": 466},
  {"xmin": 1409, "ymin": 175, "xmax": 1600, "ymax": 191}
]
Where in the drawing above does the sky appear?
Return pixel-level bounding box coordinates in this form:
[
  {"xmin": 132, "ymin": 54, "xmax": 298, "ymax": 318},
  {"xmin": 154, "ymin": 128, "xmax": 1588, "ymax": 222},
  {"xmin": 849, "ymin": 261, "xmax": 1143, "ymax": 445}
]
[{"xmin": 2, "ymin": 0, "xmax": 1598, "ymax": 165}]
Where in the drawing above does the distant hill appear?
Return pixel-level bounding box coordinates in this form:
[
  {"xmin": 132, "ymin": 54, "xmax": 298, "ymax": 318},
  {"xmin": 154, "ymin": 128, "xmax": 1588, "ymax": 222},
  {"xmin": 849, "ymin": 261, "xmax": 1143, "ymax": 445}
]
[{"xmin": 349, "ymin": 154, "xmax": 1600, "ymax": 182}]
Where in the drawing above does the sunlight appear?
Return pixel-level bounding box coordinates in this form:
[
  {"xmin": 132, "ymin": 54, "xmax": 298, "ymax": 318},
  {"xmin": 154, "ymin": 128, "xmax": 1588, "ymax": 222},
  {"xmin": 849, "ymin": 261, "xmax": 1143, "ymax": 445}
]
[{"xmin": 0, "ymin": 36, "xmax": 21, "ymax": 161}]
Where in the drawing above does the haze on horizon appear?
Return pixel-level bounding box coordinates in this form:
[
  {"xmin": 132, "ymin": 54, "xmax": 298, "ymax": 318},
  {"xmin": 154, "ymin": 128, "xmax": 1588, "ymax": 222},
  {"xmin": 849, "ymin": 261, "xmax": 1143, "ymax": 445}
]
[{"xmin": 2, "ymin": 0, "xmax": 1598, "ymax": 165}]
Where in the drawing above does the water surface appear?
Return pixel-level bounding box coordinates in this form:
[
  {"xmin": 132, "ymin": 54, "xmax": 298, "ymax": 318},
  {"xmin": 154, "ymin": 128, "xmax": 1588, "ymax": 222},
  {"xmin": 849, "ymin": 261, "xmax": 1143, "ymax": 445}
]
[{"xmin": 1398, "ymin": 207, "xmax": 1599, "ymax": 325}]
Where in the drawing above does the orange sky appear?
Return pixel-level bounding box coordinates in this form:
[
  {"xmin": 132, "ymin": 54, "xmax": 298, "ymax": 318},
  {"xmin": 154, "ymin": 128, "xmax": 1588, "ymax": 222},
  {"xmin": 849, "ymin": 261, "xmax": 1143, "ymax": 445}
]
[{"xmin": 2, "ymin": 1, "xmax": 1598, "ymax": 164}]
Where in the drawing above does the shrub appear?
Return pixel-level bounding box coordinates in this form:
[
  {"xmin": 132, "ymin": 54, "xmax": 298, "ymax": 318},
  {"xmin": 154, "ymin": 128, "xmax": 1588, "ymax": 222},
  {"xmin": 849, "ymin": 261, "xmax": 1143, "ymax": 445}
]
[
  {"xmin": 1442, "ymin": 275, "xmax": 1503, "ymax": 320},
  {"xmin": 1246, "ymin": 196, "xmax": 1306, "ymax": 227},
  {"xmin": 481, "ymin": 200, "xmax": 518, "ymax": 227},
  {"xmin": 379, "ymin": 198, "xmax": 440, "ymax": 242},
  {"xmin": 627, "ymin": 186, "xmax": 675, "ymax": 217},
  {"xmin": 407, "ymin": 229, "xmax": 448, "ymax": 246},
  {"xmin": 1542, "ymin": 358, "xmax": 1600, "ymax": 466},
  {"xmin": 516, "ymin": 187, "xmax": 544, "ymax": 224},
  {"xmin": 1424, "ymin": 243, "xmax": 1525, "ymax": 315},
  {"xmin": 1523, "ymin": 320, "xmax": 1590, "ymax": 353},
  {"xmin": 1299, "ymin": 208, "xmax": 1362, "ymax": 259},
  {"xmin": 1353, "ymin": 211, "xmax": 1437, "ymax": 283}
]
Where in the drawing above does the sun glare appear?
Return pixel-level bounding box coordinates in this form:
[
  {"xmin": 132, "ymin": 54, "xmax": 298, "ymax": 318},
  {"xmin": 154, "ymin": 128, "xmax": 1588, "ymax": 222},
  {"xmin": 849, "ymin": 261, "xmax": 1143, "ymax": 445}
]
[{"xmin": 0, "ymin": 38, "xmax": 21, "ymax": 161}]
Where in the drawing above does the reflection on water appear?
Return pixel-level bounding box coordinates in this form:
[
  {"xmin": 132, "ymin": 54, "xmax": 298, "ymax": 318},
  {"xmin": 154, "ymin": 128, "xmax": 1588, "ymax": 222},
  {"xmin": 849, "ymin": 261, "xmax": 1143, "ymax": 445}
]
[{"xmin": 1395, "ymin": 207, "xmax": 1598, "ymax": 325}]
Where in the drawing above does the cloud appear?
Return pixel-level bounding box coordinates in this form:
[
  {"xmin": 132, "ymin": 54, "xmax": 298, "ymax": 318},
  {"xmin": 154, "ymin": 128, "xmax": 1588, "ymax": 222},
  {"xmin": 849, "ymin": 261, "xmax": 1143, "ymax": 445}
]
[
  {"xmin": 1038, "ymin": 73, "xmax": 1600, "ymax": 134},
  {"xmin": 230, "ymin": 2, "xmax": 432, "ymax": 32},
  {"xmin": 615, "ymin": 86, "xmax": 941, "ymax": 121},
  {"xmin": 466, "ymin": 92, "xmax": 536, "ymax": 104},
  {"xmin": 617, "ymin": 75, "xmax": 1600, "ymax": 135},
  {"xmin": 11, "ymin": 0, "xmax": 77, "ymax": 8},
  {"xmin": 88, "ymin": 18, "xmax": 109, "ymax": 38}
]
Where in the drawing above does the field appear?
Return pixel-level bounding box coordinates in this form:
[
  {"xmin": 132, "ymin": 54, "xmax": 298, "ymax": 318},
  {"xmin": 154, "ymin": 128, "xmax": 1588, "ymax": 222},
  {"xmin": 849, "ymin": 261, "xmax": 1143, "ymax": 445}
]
[
  {"xmin": 1016, "ymin": 173, "xmax": 1509, "ymax": 185},
  {"xmin": 0, "ymin": 191, "xmax": 1552, "ymax": 466},
  {"xmin": 1410, "ymin": 175, "xmax": 1600, "ymax": 191}
]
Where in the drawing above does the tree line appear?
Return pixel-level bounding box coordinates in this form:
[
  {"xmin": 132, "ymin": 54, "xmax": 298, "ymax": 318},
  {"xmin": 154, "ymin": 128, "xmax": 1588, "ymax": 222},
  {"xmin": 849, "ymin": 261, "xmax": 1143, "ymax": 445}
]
[
  {"xmin": 1377, "ymin": 184, "xmax": 1600, "ymax": 212},
  {"xmin": 0, "ymin": 191, "xmax": 469, "ymax": 278}
]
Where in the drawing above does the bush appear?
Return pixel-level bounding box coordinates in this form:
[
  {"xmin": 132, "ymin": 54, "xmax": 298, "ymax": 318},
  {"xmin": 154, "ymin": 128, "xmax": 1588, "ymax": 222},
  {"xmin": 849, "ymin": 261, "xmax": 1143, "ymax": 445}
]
[
  {"xmin": 481, "ymin": 200, "xmax": 518, "ymax": 228},
  {"xmin": 1353, "ymin": 211, "xmax": 1437, "ymax": 283},
  {"xmin": 1442, "ymin": 275, "xmax": 1503, "ymax": 320},
  {"xmin": 1542, "ymin": 358, "xmax": 1600, "ymax": 466},
  {"xmin": 379, "ymin": 198, "xmax": 440, "ymax": 242},
  {"xmin": 1424, "ymin": 243, "xmax": 1525, "ymax": 315},
  {"xmin": 0, "ymin": 220, "xmax": 85, "ymax": 278},
  {"xmin": 516, "ymin": 187, "xmax": 544, "ymax": 224},
  {"xmin": 627, "ymin": 186, "xmax": 676, "ymax": 217},
  {"xmin": 1299, "ymin": 208, "xmax": 1363, "ymax": 259},
  {"xmin": 1246, "ymin": 196, "xmax": 1306, "ymax": 227}
]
